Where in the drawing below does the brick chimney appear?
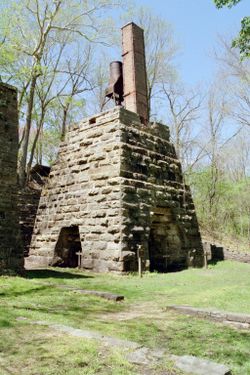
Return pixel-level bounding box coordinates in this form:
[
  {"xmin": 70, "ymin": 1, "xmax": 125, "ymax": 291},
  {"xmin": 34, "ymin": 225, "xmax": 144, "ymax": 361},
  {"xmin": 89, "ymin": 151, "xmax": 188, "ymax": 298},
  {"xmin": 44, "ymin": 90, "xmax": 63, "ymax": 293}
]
[{"xmin": 122, "ymin": 22, "xmax": 149, "ymax": 123}]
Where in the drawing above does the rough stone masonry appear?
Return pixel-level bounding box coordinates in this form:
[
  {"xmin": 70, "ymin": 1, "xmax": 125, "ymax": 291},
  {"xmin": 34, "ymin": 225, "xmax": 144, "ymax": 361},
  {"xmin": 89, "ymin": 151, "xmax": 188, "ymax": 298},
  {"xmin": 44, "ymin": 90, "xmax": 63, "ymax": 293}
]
[
  {"xmin": 27, "ymin": 23, "xmax": 203, "ymax": 272},
  {"xmin": 0, "ymin": 83, "xmax": 23, "ymax": 274},
  {"xmin": 28, "ymin": 107, "xmax": 203, "ymax": 272}
]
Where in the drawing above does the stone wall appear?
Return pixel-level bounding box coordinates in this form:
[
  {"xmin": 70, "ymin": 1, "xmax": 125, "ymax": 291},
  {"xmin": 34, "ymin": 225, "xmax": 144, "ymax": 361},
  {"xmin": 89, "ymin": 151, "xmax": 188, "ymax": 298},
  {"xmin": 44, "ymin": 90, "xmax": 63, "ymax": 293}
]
[
  {"xmin": 119, "ymin": 109, "xmax": 203, "ymax": 271},
  {"xmin": 222, "ymin": 248, "xmax": 250, "ymax": 263},
  {"xmin": 28, "ymin": 107, "xmax": 203, "ymax": 272},
  {"xmin": 18, "ymin": 165, "xmax": 50, "ymax": 257},
  {"xmin": 0, "ymin": 83, "xmax": 23, "ymax": 274},
  {"xmin": 168, "ymin": 305, "xmax": 250, "ymax": 330},
  {"xmin": 18, "ymin": 187, "xmax": 42, "ymax": 257},
  {"xmin": 203, "ymin": 241, "xmax": 250, "ymax": 264},
  {"xmin": 28, "ymin": 108, "xmax": 123, "ymax": 271}
]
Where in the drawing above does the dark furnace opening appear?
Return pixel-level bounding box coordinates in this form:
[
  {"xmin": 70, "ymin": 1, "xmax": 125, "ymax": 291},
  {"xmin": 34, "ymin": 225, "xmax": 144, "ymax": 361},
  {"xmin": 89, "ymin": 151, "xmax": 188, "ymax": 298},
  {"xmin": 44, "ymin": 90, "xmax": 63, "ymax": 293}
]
[
  {"xmin": 52, "ymin": 226, "xmax": 81, "ymax": 267},
  {"xmin": 148, "ymin": 208, "xmax": 186, "ymax": 273}
]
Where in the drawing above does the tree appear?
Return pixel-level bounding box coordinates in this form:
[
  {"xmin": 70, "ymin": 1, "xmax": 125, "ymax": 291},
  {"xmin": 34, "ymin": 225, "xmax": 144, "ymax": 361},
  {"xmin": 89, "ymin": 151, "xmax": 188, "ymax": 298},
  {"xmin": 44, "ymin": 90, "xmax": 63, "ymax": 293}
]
[
  {"xmin": 184, "ymin": 37, "xmax": 250, "ymax": 244},
  {"xmin": 214, "ymin": 36, "xmax": 250, "ymax": 128},
  {"xmin": 186, "ymin": 82, "xmax": 229, "ymax": 235},
  {"xmin": 188, "ymin": 78, "xmax": 249, "ymax": 241},
  {"xmin": 57, "ymin": 45, "xmax": 93, "ymax": 141},
  {"xmin": 214, "ymin": 0, "xmax": 250, "ymax": 58},
  {"xmin": 88, "ymin": 53, "xmax": 111, "ymax": 114},
  {"xmin": 205, "ymin": 87, "xmax": 228, "ymax": 224},
  {"xmin": 0, "ymin": 0, "xmax": 120, "ymax": 186},
  {"xmin": 161, "ymin": 82, "xmax": 203, "ymax": 171},
  {"xmin": 221, "ymin": 128, "xmax": 250, "ymax": 181}
]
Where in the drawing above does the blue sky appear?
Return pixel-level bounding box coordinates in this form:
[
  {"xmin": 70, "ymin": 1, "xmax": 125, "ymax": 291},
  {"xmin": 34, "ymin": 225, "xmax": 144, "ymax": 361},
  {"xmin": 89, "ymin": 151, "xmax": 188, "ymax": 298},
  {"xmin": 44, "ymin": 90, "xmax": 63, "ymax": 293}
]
[{"xmin": 135, "ymin": 0, "xmax": 248, "ymax": 85}]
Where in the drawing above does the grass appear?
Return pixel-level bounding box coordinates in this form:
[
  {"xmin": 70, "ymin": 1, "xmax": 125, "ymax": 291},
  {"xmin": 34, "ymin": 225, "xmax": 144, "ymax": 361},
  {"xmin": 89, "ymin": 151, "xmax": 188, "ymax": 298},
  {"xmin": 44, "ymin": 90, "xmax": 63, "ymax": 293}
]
[
  {"xmin": 25, "ymin": 260, "xmax": 250, "ymax": 313},
  {"xmin": 1, "ymin": 261, "xmax": 250, "ymax": 374},
  {"xmin": 0, "ymin": 324, "xmax": 138, "ymax": 375}
]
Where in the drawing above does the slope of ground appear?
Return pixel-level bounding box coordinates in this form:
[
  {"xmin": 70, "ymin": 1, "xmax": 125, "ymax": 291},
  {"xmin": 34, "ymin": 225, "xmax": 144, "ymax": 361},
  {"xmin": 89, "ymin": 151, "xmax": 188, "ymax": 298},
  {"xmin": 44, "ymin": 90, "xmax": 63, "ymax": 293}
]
[{"xmin": 0, "ymin": 261, "xmax": 250, "ymax": 374}]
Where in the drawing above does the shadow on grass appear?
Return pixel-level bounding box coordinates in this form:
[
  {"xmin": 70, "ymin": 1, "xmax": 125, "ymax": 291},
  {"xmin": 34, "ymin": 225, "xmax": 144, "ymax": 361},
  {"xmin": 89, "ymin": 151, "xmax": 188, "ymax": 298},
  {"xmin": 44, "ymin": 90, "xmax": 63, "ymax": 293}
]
[
  {"xmin": 0, "ymin": 285, "xmax": 51, "ymax": 297},
  {"xmin": 10, "ymin": 298, "xmax": 123, "ymax": 317},
  {"xmin": 25, "ymin": 269, "xmax": 93, "ymax": 280},
  {"xmin": 0, "ymin": 319, "xmax": 12, "ymax": 328}
]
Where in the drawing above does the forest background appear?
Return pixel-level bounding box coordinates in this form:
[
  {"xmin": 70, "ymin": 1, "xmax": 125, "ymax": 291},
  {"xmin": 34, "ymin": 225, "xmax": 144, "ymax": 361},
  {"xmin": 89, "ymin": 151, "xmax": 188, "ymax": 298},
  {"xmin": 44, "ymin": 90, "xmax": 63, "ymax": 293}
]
[{"xmin": 0, "ymin": 0, "xmax": 249, "ymax": 249}]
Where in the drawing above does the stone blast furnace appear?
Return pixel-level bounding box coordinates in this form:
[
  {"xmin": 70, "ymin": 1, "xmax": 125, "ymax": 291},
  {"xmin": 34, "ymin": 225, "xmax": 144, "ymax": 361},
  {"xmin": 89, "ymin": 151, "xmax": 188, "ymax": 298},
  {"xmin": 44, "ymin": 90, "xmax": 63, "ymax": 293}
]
[
  {"xmin": 28, "ymin": 107, "xmax": 203, "ymax": 272},
  {"xmin": 27, "ymin": 23, "xmax": 203, "ymax": 272}
]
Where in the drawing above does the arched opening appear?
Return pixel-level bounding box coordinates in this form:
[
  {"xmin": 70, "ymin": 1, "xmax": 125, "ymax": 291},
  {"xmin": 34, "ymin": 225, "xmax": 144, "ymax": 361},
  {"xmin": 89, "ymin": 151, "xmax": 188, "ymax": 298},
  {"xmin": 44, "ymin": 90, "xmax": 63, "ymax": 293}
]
[
  {"xmin": 52, "ymin": 226, "xmax": 81, "ymax": 267},
  {"xmin": 148, "ymin": 207, "xmax": 185, "ymax": 272}
]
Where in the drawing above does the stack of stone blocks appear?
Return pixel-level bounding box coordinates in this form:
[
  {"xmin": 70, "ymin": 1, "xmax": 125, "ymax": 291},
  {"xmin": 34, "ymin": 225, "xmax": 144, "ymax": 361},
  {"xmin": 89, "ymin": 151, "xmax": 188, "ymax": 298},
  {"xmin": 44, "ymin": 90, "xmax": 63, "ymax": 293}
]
[
  {"xmin": 28, "ymin": 107, "xmax": 203, "ymax": 272},
  {"xmin": 0, "ymin": 83, "xmax": 23, "ymax": 274}
]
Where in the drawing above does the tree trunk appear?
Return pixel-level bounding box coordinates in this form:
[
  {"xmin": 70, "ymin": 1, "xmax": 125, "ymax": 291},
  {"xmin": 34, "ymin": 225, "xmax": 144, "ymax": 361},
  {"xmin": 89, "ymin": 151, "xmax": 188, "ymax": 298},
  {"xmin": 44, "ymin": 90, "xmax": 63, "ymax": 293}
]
[
  {"xmin": 18, "ymin": 74, "xmax": 37, "ymax": 187},
  {"xmin": 26, "ymin": 113, "xmax": 44, "ymax": 180},
  {"xmin": 61, "ymin": 105, "xmax": 69, "ymax": 141}
]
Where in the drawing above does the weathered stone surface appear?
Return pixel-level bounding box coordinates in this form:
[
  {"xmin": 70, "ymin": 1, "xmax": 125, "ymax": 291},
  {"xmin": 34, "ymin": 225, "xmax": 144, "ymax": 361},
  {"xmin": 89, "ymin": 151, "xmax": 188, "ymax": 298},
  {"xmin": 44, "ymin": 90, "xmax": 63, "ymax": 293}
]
[
  {"xmin": 203, "ymin": 241, "xmax": 250, "ymax": 264},
  {"xmin": 126, "ymin": 347, "xmax": 165, "ymax": 365},
  {"xmin": 0, "ymin": 83, "xmax": 23, "ymax": 274},
  {"xmin": 168, "ymin": 305, "xmax": 250, "ymax": 329},
  {"xmin": 33, "ymin": 320, "xmax": 141, "ymax": 350},
  {"xmin": 28, "ymin": 107, "xmax": 203, "ymax": 272},
  {"xmin": 21, "ymin": 318, "xmax": 231, "ymax": 374},
  {"xmin": 36, "ymin": 282, "xmax": 125, "ymax": 301},
  {"xmin": 18, "ymin": 165, "xmax": 50, "ymax": 257},
  {"xmin": 171, "ymin": 355, "xmax": 231, "ymax": 375}
]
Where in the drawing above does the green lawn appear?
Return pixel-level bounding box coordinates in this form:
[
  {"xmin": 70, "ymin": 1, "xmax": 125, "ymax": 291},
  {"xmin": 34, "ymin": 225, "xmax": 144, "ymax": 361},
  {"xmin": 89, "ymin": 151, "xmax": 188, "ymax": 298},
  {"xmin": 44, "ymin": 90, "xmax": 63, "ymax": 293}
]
[{"xmin": 1, "ymin": 261, "xmax": 250, "ymax": 374}]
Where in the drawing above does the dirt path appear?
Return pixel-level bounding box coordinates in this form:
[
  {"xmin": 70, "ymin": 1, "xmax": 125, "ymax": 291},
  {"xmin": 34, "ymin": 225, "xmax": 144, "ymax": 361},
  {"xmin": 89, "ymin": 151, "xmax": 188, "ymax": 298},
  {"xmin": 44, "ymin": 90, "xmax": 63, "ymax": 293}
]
[{"xmin": 99, "ymin": 300, "xmax": 168, "ymax": 321}]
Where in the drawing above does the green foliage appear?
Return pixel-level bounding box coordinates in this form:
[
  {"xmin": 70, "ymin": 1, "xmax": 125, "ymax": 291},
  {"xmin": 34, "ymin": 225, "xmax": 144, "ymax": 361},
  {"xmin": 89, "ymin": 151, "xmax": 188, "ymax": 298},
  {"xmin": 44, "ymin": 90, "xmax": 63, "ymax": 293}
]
[
  {"xmin": 232, "ymin": 16, "xmax": 250, "ymax": 57},
  {"xmin": 0, "ymin": 0, "xmax": 121, "ymax": 177},
  {"xmin": 214, "ymin": 0, "xmax": 242, "ymax": 8},
  {"xmin": 214, "ymin": 0, "xmax": 250, "ymax": 58},
  {"xmin": 188, "ymin": 168, "xmax": 250, "ymax": 242}
]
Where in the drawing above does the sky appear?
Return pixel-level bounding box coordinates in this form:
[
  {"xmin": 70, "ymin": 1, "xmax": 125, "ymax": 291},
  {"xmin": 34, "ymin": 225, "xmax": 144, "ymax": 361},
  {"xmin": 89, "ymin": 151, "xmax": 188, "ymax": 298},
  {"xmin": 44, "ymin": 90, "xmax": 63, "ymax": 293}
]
[{"xmin": 135, "ymin": 0, "xmax": 248, "ymax": 86}]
